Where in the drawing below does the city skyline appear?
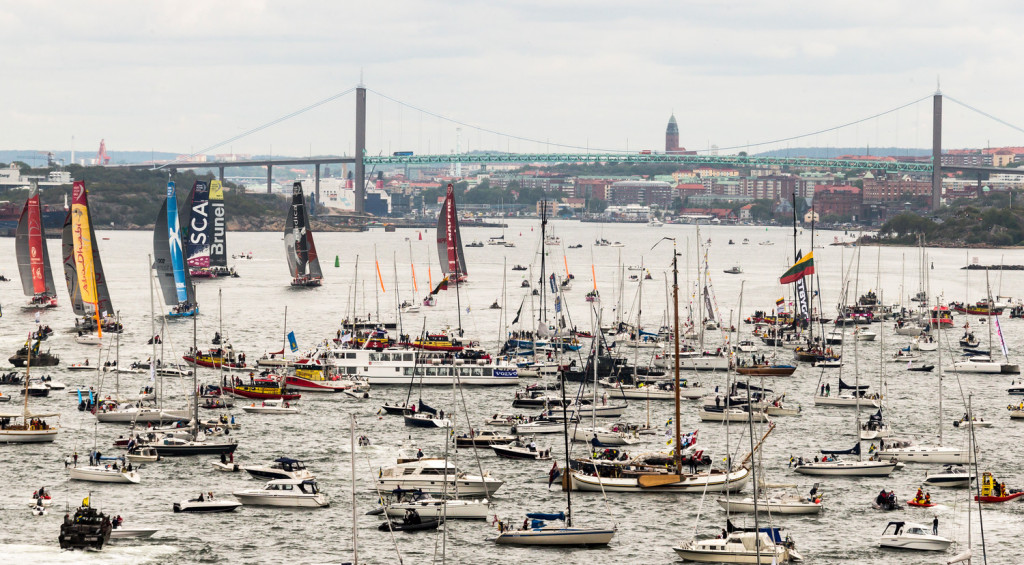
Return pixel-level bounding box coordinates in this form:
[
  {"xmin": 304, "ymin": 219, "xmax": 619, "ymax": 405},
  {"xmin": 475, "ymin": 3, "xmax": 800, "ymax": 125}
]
[{"xmin": 2, "ymin": 1, "xmax": 1023, "ymax": 159}]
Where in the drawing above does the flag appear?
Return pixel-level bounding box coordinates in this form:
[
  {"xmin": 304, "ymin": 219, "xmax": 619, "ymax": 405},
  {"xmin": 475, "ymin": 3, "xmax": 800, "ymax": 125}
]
[
  {"xmin": 511, "ymin": 298, "xmax": 525, "ymax": 325},
  {"xmin": 776, "ymin": 296, "xmax": 785, "ymax": 315},
  {"xmin": 430, "ymin": 276, "xmax": 449, "ymax": 295},
  {"xmin": 554, "ymin": 295, "xmax": 562, "ymax": 313},
  {"xmin": 996, "ymin": 316, "xmax": 1009, "ymax": 358},
  {"xmin": 549, "ymin": 274, "xmax": 557, "ymax": 294},
  {"xmin": 548, "ymin": 461, "xmax": 560, "ymax": 487},
  {"xmin": 287, "ymin": 331, "xmax": 298, "ymax": 353},
  {"xmin": 83, "ymin": 497, "xmax": 90, "ymax": 507},
  {"xmin": 780, "ymin": 251, "xmax": 814, "ymax": 284}
]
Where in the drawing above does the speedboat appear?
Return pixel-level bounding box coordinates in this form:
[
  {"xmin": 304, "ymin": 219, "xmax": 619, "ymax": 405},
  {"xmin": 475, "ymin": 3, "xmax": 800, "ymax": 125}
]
[
  {"xmin": 491, "ymin": 437, "xmax": 552, "ymax": 460},
  {"xmin": 878, "ymin": 521, "xmax": 951, "ymax": 551},
  {"xmin": 453, "ymin": 430, "xmax": 515, "ymax": 448},
  {"xmin": 241, "ymin": 399, "xmax": 298, "ymax": 414},
  {"xmin": 243, "ymin": 457, "xmax": 315, "ymax": 480},
  {"xmin": 126, "ymin": 447, "xmax": 161, "ymax": 463},
  {"xmin": 173, "ymin": 495, "xmax": 243, "ymax": 513},
  {"xmin": 232, "ymin": 479, "xmax": 329, "ymax": 507},
  {"xmin": 109, "ymin": 526, "xmax": 159, "ymax": 539}
]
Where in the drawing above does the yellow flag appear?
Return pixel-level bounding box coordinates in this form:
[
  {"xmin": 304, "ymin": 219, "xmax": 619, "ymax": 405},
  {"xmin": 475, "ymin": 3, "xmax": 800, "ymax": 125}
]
[{"xmin": 83, "ymin": 496, "xmax": 90, "ymax": 507}]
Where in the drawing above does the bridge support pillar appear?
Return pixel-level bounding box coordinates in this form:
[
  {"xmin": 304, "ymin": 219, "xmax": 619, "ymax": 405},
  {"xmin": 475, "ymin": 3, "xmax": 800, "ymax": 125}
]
[
  {"xmin": 931, "ymin": 91, "xmax": 942, "ymax": 211},
  {"xmin": 315, "ymin": 163, "xmax": 321, "ymax": 217},
  {"xmin": 267, "ymin": 165, "xmax": 273, "ymax": 194},
  {"xmin": 218, "ymin": 166, "xmax": 225, "ymax": 184},
  {"xmin": 355, "ymin": 85, "xmax": 366, "ymax": 214}
]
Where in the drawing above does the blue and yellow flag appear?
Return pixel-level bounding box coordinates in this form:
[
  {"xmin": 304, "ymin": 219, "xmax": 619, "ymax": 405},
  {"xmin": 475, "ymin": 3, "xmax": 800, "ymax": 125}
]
[{"xmin": 287, "ymin": 331, "xmax": 298, "ymax": 353}]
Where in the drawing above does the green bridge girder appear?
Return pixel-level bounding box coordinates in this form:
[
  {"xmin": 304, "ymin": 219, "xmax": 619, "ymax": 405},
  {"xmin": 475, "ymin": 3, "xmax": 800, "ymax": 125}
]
[{"xmin": 363, "ymin": 153, "xmax": 934, "ymax": 173}]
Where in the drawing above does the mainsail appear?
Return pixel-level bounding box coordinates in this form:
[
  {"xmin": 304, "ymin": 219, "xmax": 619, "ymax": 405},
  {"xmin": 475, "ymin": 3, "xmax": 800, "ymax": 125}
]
[
  {"xmin": 153, "ymin": 181, "xmax": 196, "ymax": 306},
  {"xmin": 15, "ymin": 183, "xmax": 57, "ymax": 299},
  {"xmin": 435, "ymin": 183, "xmax": 467, "ymax": 279},
  {"xmin": 185, "ymin": 180, "xmax": 211, "ymax": 268},
  {"xmin": 61, "ymin": 181, "xmax": 114, "ymax": 316},
  {"xmin": 208, "ymin": 180, "xmax": 227, "ymax": 267},
  {"xmin": 284, "ymin": 181, "xmax": 321, "ymax": 279}
]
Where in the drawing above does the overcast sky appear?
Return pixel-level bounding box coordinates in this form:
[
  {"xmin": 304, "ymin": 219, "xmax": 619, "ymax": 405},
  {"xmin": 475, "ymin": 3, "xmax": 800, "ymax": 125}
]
[{"xmin": 2, "ymin": 1, "xmax": 1023, "ymax": 159}]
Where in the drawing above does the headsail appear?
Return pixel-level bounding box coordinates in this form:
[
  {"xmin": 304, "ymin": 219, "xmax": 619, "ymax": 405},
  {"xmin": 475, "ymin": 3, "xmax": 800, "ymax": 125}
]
[
  {"xmin": 435, "ymin": 183, "xmax": 467, "ymax": 278},
  {"xmin": 15, "ymin": 183, "xmax": 56, "ymax": 298},
  {"xmin": 303, "ymin": 189, "xmax": 322, "ymax": 278},
  {"xmin": 185, "ymin": 180, "xmax": 211, "ymax": 268},
  {"xmin": 208, "ymin": 180, "xmax": 227, "ymax": 267},
  {"xmin": 62, "ymin": 181, "xmax": 113, "ymax": 316}
]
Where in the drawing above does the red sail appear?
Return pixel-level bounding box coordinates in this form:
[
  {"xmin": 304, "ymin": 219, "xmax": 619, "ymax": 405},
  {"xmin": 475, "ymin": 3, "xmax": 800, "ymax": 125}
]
[
  {"xmin": 26, "ymin": 193, "xmax": 46, "ymax": 294},
  {"xmin": 445, "ymin": 184, "xmax": 459, "ymax": 275}
]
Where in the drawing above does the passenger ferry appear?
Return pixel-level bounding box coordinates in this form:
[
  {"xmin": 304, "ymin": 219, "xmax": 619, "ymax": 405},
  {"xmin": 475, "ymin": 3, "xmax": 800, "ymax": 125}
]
[{"xmin": 313, "ymin": 347, "xmax": 518, "ymax": 386}]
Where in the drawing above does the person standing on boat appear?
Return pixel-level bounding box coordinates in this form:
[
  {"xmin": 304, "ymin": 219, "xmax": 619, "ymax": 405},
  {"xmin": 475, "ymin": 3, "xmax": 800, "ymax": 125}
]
[{"xmin": 932, "ymin": 516, "xmax": 938, "ymax": 535}]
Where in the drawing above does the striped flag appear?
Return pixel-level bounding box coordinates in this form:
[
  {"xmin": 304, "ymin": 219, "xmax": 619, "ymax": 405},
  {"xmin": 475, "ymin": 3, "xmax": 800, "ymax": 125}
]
[{"xmin": 780, "ymin": 251, "xmax": 814, "ymax": 284}]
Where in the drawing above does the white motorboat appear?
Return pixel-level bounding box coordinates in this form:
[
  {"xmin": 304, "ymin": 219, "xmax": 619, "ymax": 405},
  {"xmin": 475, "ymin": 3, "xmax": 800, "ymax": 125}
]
[
  {"xmin": 854, "ymin": 328, "xmax": 877, "ymax": 341},
  {"xmin": 42, "ymin": 380, "xmax": 65, "ymax": 391},
  {"xmin": 912, "ymin": 335, "xmax": 937, "ymax": 351},
  {"xmin": 924, "ymin": 464, "xmax": 976, "ymax": 488},
  {"xmin": 953, "ymin": 356, "xmax": 1020, "ymax": 374},
  {"xmin": 69, "ymin": 465, "xmax": 141, "ymax": 484},
  {"xmin": 698, "ymin": 407, "xmax": 769, "ymax": 423},
  {"xmin": 0, "ymin": 392, "xmax": 10, "ymax": 403},
  {"xmin": 241, "ymin": 399, "xmax": 299, "ymax": 414},
  {"xmin": 878, "ymin": 521, "xmax": 951, "ymax": 551},
  {"xmin": 126, "ymin": 447, "xmax": 160, "ymax": 463},
  {"xmin": 68, "ymin": 363, "xmax": 98, "ymax": 372},
  {"xmin": 173, "ymin": 496, "xmax": 243, "ymax": 513},
  {"xmin": 491, "ymin": 438, "xmax": 552, "ymax": 460},
  {"xmin": 31, "ymin": 505, "xmax": 47, "ymax": 516},
  {"xmin": 243, "ymin": 457, "xmax": 315, "ymax": 480},
  {"xmin": 212, "ymin": 461, "xmax": 241, "ymax": 472},
  {"xmin": 375, "ymin": 458, "xmax": 503, "ymax": 497},
  {"xmin": 511, "ymin": 419, "xmax": 565, "ymax": 434},
  {"xmin": 75, "ymin": 334, "xmax": 103, "ymax": 345},
  {"xmin": 232, "ymin": 479, "xmax": 329, "ymax": 507},
  {"xmin": 109, "ymin": 526, "xmax": 159, "ymax": 539},
  {"xmin": 673, "ymin": 530, "xmax": 800, "ymax": 563}
]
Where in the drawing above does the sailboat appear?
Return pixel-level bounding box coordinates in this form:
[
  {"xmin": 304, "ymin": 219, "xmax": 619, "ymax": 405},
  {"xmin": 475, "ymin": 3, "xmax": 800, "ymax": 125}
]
[
  {"xmin": 436, "ymin": 183, "xmax": 467, "ymax": 284},
  {"xmin": 953, "ymin": 271, "xmax": 1020, "ymax": 374},
  {"xmin": 62, "ymin": 181, "xmax": 116, "ymax": 333},
  {"xmin": 15, "ymin": 181, "xmax": 59, "ymax": 309},
  {"xmin": 284, "ymin": 181, "xmax": 323, "ymax": 287},
  {"xmin": 153, "ymin": 181, "xmax": 198, "ymax": 317},
  {"xmin": 0, "ymin": 335, "xmax": 60, "ymax": 443},
  {"xmin": 184, "ymin": 180, "xmax": 215, "ymax": 279}
]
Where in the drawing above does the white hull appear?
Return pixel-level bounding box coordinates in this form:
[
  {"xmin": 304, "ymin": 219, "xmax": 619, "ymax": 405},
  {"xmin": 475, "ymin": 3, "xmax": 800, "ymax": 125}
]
[
  {"xmin": 69, "ymin": 467, "xmax": 141, "ymax": 484},
  {"xmin": 495, "ymin": 527, "xmax": 614, "ymax": 546},
  {"xmin": 0, "ymin": 429, "xmax": 58, "ymax": 443},
  {"xmin": 698, "ymin": 409, "xmax": 769, "ymax": 423},
  {"xmin": 793, "ymin": 460, "xmax": 897, "ymax": 476},
  {"xmin": 366, "ymin": 375, "xmax": 517, "ymax": 386},
  {"xmin": 877, "ymin": 446, "xmax": 968, "ymax": 464},
  {"xmin": 716, "ymin": 497, "xmax": 822, "ymax": 514},
  {"xmin": 569, "ymin": 467, "xmax": 749, "ymax": 493},
  {"xmin": 813, "ymin": 395, "xmax": 879, "ymax": 408},
  {"xmin": 242, "ymin": 406, "xmax": 299, "ymax": 414},
  {"xmin": 511, "ymin": 421, "xmax": 565, "ymax": 434},
  {"xmin": 953, "ymin": 360, "xmax": 1020, "ymax": 374},
  {"xmin": 95, "ymin": 408, "xmax": 190, "ymax": 423},
  {"xmin": 109, "ymin": 527, "xmax": 158, "ymax": 539},
  {"xmin": 231, "ymin": 493, "xmax": 329, "ymax": 507},
  {"xmin": 571, "ymin": 427, "xmax": 637, "ymax": 445},
  {"xmin": 879, "ymin": 535, "xmax": 952, "ymax": 551},
  {"xmin": 375, "ymin": 477, "xmax": 502, "ymax": 497},
  {"xmin": 385, "ymin": 498, "xmax": 490, "ymax": 519}
]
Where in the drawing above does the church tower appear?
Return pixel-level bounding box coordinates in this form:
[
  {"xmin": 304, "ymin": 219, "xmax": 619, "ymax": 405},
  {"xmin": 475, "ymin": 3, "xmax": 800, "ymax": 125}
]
[{"xmin": 665, "ymin": 114, "xmax": 680, "ymax": 153}]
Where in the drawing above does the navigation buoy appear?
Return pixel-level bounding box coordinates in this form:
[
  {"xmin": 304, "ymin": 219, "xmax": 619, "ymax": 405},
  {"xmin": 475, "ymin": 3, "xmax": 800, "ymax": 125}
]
[
  {"xmin": 418, "ymin": 231, "xmax": 422, "ymax": 241},
  {"xmin": 335, "ymin": 255, "xmax": 340, "ymax": 268}
]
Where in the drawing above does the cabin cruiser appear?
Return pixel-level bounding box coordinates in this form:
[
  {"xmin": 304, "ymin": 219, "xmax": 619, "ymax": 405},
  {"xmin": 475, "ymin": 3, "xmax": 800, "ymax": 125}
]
[
  {"xmin": 242, "ymin": 457, "xmax": 315, "ymax": 480},
  {"xmin": 878, "ymin": 521, "xmax": 951, "ymax": 551},
  {"xmin": 375, "ymin": 458, "xmax": 503, "ymax": 497},
  {"xmin": 173, "ymin": 492, "xmax": 243, "ymax": 513},
  {"xmin": 674, "ymin": 525, "xmax": 802, "ymax": 563},
  {"xmin": 380, "ymin": 488, "xmax": 490, "ymax": 520},
  {"xmin": 924, "ymin": 464, "xmax": 976, "ymax": 488},
  {"xmin": 232, "ymin": 479, "xmax": 329, "ymax": 507}
]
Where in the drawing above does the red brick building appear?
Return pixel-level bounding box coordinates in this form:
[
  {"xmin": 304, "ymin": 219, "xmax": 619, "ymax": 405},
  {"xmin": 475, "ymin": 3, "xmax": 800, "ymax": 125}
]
[
  {"xmin": 861, "ymin": 173, "xmax": 931, "ymax": 203},
  {"xmin": 813, "ymin": 185, "xmax": 862, "ymax": 218}
]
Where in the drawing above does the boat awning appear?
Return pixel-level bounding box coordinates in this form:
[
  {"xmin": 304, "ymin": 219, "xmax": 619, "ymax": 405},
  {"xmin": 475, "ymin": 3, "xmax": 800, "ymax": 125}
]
[
  {"xmin": 820, "ymin": 442, "xmax": 860, "ymax": 456},
  {"xmin": 0, "ymin": 412, "xmax": 59, "ymax": 419},
  {"xmin": 526, "ymin": 512, "xmax": 565, "ymax": 521}
]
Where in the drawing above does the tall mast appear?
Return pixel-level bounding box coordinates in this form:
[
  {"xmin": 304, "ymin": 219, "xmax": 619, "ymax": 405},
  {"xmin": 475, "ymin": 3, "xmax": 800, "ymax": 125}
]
[
  {"xmin": 149, "ymin": 255, "xmax": 160, "ymax": 410},
  {"xmin": 191, "ymin": 286, "xmax": 199, "ymax": 432},
  {"xmin": 937, "ymin": 295, "xmax": 943, "ymax": 446},
  {"xmin": 350, "ymin": 414, "xmax": 359, "ymax": 565}
]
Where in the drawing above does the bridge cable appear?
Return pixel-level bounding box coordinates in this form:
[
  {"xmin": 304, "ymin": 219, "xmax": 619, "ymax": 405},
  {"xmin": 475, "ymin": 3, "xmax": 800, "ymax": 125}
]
[
  {"xmin": 946, "ymin": 95, "xmax": 1024, "ymax": 136},
  {"xmin": 152, "ymin": 86, "xmax": 358, "ymax": 170}
]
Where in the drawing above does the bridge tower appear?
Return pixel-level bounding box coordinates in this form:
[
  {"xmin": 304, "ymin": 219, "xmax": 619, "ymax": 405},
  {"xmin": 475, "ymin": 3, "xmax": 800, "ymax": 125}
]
[
  {"xmin": 931, "ymin": 90, "xmax": 942, "ymax": 211},
  {"xmin": 355, "ymin": 85, "xmax": 366, "ymax": 214}
]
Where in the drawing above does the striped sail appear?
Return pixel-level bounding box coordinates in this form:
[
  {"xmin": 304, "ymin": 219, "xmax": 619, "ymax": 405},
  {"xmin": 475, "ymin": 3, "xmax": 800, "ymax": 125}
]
[{"xmin": 435, "ymin": 183, "xmax": 467, "ymax": 278}]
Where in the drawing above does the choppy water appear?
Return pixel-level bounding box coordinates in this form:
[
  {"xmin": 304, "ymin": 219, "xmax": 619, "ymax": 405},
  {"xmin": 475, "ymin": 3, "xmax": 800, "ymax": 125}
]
[{"xmin": 0, "ymin": 219, "xmax": 1020, "ymax": 564}]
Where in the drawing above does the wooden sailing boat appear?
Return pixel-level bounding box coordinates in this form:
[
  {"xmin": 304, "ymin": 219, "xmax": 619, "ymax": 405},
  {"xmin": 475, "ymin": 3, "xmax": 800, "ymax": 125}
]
[
  {"xmin": 61, "ymin": 180, "xmax": 116, "ymax": 334},
  {"xmin": 0, "ymin": 334, "xmax": 60, "ymax": 443},
  {"xmin": 284, "ymin": 181, "xmax": 323, "ymax": 287},
  {"xmin": 436, "ymin": 183, "xmax": 467, "ymax": 284},
  {"xmin": 153, "ymin": 181, "xmax": 198, "ymax": 317},
  {"xmin": 15, "ymin": 181, "xmax": 59, "ymax": 309}
]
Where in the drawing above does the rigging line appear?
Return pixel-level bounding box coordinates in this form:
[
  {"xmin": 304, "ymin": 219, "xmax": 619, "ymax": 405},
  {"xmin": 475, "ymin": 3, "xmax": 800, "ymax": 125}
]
[
  {"xmin": 153, "ymin": 86, "xmax": 358, "ymax": 170},
  {"xmin": 709, "ymin": 95, "xmax": 933, "ymax": 154},
  {"xmin": 946, "ymin": 95, "xmax": 1024, "ymax": 136}
]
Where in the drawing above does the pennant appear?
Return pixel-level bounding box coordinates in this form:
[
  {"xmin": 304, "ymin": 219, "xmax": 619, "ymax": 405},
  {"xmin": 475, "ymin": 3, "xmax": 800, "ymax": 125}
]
[
  {"xmin": 554, "ymin": 294, "xmax": 562, "ymax": 313},
  {"xmin": 548, "ymin": 461, "xmax": 560, "ymax": 487},
  {"xmin": 287, "ymin": 331, "xmax": 298, "ymax": 353},
  {"xmin": 996, "ymin": 316, "xmax": 1010, "ymax": 358},
  {"xmin": 549, "ymin": 274, "xmax": 557, "ymax": 294},
  {"xmin": 511, "ymin": 298, "xmax": 525, "ymax": 325},
  {"xmin": 376, "ymin": 259, "xmax": 386, "ymax": 293}
]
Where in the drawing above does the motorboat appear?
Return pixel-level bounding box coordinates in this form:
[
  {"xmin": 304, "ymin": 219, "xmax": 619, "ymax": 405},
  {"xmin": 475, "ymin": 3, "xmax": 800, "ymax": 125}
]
[
  {"xmin": 378, "ymin": 513, "xmax": 443, "ymax": 532},
  {"xmin": 375, "ymin": 458, "xmax": 503, "ymax": 497},
  {"xmin": 571, "ymin": 426, "xmax": 639, "ymax": 446},
  {"xmin": 59, "ymin": 501, "xmax": 112, "ymax": 550},
  {"xmin": 173, "ymin": 495, "xmax": 243, "ymax": 513},
  {"xmin": 453, "ymin": 430, "xmax": 515, "ymax": 448},
  {"xmin": 952, "ymin": 414, "xmax": 993, "ymax": 428},
  {"xmin": 241, "ymin": 398, "xmax": 299, "ymax": 414},
  {"xmin": 232, "ymin": 479, "xmax": 329, "ymax": 507},
  {"xmin": 953, "ymin": 356, "xmax": 1020, "ymax": 374},
  {"xmin": 491, "ymin": 437, "xmax": 552, "ymax": 460},
  {"xmin": 109, "ymin": 526, "xmax": 159, "ymax": 539},
  {"xmin": 974, "ymin": 471, "xmax": 1024, "ymax": 503},
  {"xmin": 912, "ymin": 335, "xmax": 937, "ymax": 351},
  {"xmin": 511, "ymin": 418, "xmax": 566, "ymax": 434},
  {"xmin": 243, "ymin": 457, "xmax": 315, "ymax": 480},
  {"xmin": 878, "ymin": 521, "xmax": 951, "ymax": 551},
  {"xmin": 126, "ymin": 447, "xmax": 161, "ymax": 463},
  {"xmin": 382, "ymin": 489, "xmax": 490, "ymax": 520}
]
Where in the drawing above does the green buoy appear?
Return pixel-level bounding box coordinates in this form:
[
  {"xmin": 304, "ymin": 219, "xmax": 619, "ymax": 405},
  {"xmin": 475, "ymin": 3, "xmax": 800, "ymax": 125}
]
[{"xmin": 335, "ymin": 255, "xmax": 340, "ymax": 267}]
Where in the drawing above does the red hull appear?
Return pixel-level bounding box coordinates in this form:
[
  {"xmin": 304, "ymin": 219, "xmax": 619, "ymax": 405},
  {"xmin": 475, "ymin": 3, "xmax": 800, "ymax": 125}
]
[
  {"xmin": 222, "ymin": 386, "xmax": 300, "ymax": 400},
  {"xmin": 975, "ymin": 492, "xmax": 1024, "ymax": 503},
  {"xmin": 906, "ymin": 500, "xmax": 936, "ymax": 508},
  {"xmin": 183, "ymin": 355, "xmax": 246, "ymax": 370},
  {"xmin": 285, "ymin": 376, "xmax": 350, "ymax": 392}
]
